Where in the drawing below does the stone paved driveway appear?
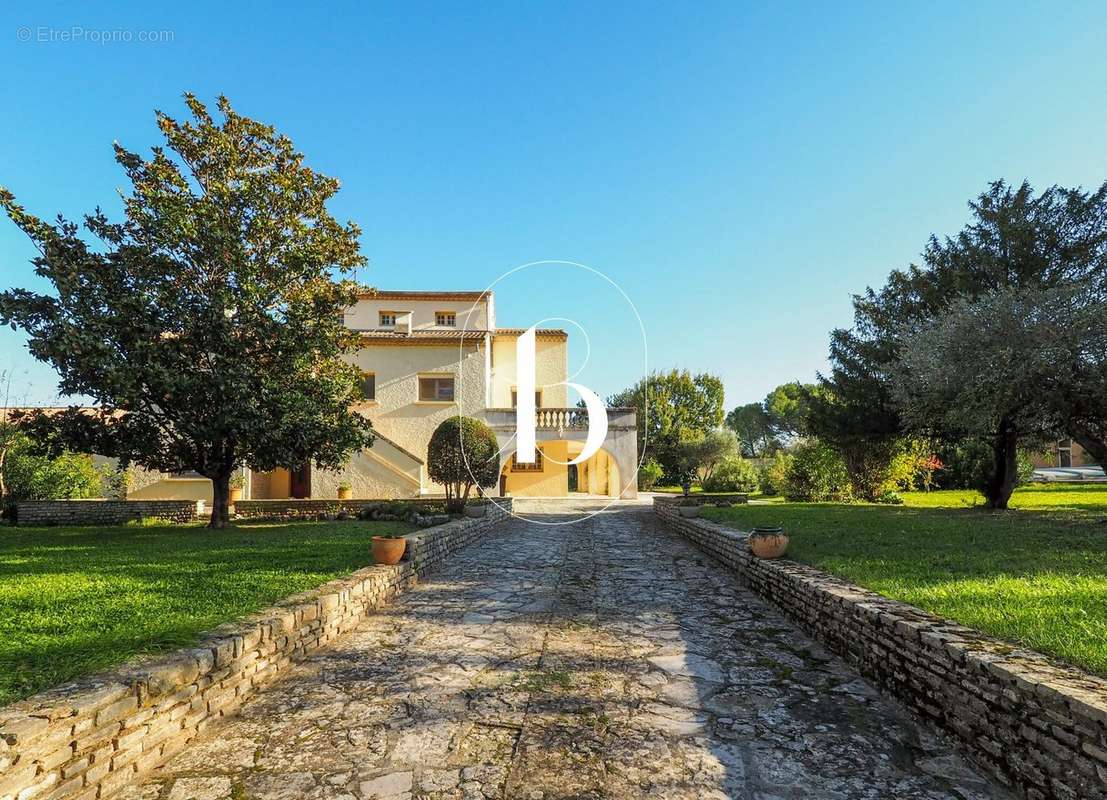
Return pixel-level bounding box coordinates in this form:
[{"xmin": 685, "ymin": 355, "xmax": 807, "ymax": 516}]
[{"xmin": 127, "ymin": 502, "xmax": 1009, "ymax": 800}]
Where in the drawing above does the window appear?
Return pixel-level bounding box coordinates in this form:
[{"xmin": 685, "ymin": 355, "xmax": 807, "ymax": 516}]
[
  {"xmin": 511, "ymin": 390, "xmax": 542, "ymax": 408},
  {"xmin": 511, "ymin": 449, "xmax": 544, "ymax": 472},
  {"xmin": 360, "ymin": 372, "xmax": 376, "ymax": 401},
  {"xmin": 418, "ymin": 375, "xmax": 455, "ymax": 402},
  {"xmin": 1058, "ymin": 438, "xmax": 1073, "ymax": 468},
  {"xmin": 379, "ymin": 311, "xmax": 396, "ymax": 327},
  {"xmin": 435, "ymin": 311, "xmax": 457, "ymax": 327}
]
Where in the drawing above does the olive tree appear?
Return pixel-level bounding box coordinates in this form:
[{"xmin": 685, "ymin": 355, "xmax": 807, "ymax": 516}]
[
  {"xmin": 889, "ymin": 288, "xmax": 1069, "ymax": 508},
  {"xmin": 823, "ymin": 179, "xmax": 1107, "ymax": 501},
  {"xmin": 0, "ymin": 95, "xmax": 374, "ymax": 528}
]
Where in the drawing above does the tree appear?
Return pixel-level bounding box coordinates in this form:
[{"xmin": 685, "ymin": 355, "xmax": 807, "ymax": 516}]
[
  {"xmin": 608, "ymin": 369, "xmax": 724, "ymax": 482},
  {"xmin": 0, "ymin": 369, "xmax": 19, "ymax": 508},
  {"xmin": 427, "ymin": 416, "xmax": 500, "ymax": 512},
  {"xmin": 693, "ymin": 428, "xmax": 739, "ymax": 484},
  {"xmin": 805, "ymin": 387, "xmax": 905, "ymax": 501},
  {"xmin": 890, "ymin": 288, "xmax": 1064, "ymax": 508},
  {"xmin": 763, "ymin": 382, "xmax": 821, "ymax": 440},
  {"xmin": 670, "ymin": 432, "xmax": 706, "ymax": 496},
  {"xmin": 827, "ymin": 179, "xmax": 1107, "ymax": 505},
  {"xmin": 724, "ymin": 402, "xmax": 777, "ymax": 457},
  {"xmin": 1041, "ymin": 290, "xmax": 1107, "ymax": 465},
  {"xmin": 0, "ymin": 95, "xmax": 374, "ymax": 528}
]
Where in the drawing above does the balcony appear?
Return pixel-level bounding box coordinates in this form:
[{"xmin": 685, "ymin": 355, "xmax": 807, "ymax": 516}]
[{"xmin": 484, "ymin": 407, "xmax": 636, "ymax": 432}]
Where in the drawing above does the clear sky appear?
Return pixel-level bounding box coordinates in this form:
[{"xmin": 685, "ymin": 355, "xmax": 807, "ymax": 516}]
[{"xmin": 3, "ymin": 2, "xmax": 1107, "ymax": 408}]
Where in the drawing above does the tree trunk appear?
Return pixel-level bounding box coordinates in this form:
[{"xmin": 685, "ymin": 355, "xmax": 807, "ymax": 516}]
[
  {"xmin": 1070, "ymin": 427, "xmax": 1107, "ymax": 469},
  {"xmin": 984, "ymin": 422, "xmax": 1019, "ymax": 510},
  {"xmin": 210, "ymin": 472, "xmax": 231, "ymax": 529}
]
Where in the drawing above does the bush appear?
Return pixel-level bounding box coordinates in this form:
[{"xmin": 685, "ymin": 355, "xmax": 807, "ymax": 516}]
[
  {"xmin": 702, "ymin": 457, "xmax": 759, "ymax": 493},
  {"xmin": 783, "ymin": 439, "xmax": 851, "ymax": 502},
  {"xmin": 873, "ymin": 489, "xmax": 904, "ymax": 505},
  {"xmin": 427, "ymin": 416, "xmax": 500, "ymax": 512},
  {"xmin": 759, "ymin": 451, "xmax": 793, "ymax": 496},
  {"xmin": 936, "ymin": 439, "xmax": 993, "ymax": 490},
  {"xmin": 936, "ymin": 440, "xmax": 1037, "ymax": 493},
  {"xmin": 637, "ymin": 457, "xmax": 664, "ymax": 491},
  {"xmin": 2, "ymin": 433, "xmax": 103, "ymax": 515}
]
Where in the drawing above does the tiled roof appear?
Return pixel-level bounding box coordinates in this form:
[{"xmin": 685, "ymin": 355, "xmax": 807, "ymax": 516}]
[
  {"xmin": 494, "ymin": 328, "xmax": 568, "ymax": 339},
  {"xmin": 1, "ymin": 406, "xmax": 106, "ymax": 423},
  {"xmin": 356, "ymin": 290, "xmax": 490, "ymax": 301}
]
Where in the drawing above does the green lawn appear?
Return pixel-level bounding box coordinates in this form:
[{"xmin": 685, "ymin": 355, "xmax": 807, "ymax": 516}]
[
  {"xmin": 702, "ymin": 484, "xmax": 1107, "ymax": 677},
  {"xmin": 0, "ymin": 519, "xmax": 412, "ymax": 705}
]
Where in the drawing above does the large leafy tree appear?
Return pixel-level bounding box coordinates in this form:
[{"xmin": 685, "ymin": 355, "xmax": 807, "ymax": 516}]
[
  {"xmin": 824, "ymin": 180, "xmax": 1107, "ymax": 504},
  {"xmin": 608, "ymin": 369, "xmax": 724, "ymax": 482},
  {"xmin": 763, "ymin": 382, "xmax": 821, "ymax": 440},
  {"xmin": 724, "ymin": 402, "xmax": 777, "ymax": 457},
  {"xmin": 0, "ymin": 94, "xmax": 374, "ymax": 528}
]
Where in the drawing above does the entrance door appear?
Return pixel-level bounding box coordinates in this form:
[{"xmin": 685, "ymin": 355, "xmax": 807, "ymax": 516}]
[
  {"xmin": 290, "ymin": 463, "xmax": 312, "ymax": 498},
  {"xmin": 567, "ymin": 463, "xmax": 579, "ymax": 493}
]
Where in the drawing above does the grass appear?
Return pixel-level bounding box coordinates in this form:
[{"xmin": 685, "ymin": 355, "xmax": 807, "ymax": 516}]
[
  {"xmin": 702, "ymin": 483, "xmax": 1107, "ymax": 677},
  {"xmin": 0, "ymin": 518, "xmax": 412, "ymax": 705}
]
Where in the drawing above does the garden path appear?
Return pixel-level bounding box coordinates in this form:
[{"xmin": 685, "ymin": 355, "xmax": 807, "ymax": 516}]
[{"xmin": 126, "ymin": 501, "xmax": 1009, "ymax": 800}]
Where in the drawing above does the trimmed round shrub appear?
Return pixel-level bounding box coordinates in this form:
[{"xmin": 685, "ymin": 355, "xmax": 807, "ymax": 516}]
[
  {"xmin": 702, "ymin": 457, "xmax": 759, "ymax": 493},
  {"xmin": 427, "ymin": 416, "xmax": 500, "ymax": 512}
]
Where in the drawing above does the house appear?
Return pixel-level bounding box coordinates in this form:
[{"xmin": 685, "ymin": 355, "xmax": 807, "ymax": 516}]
[
  {"xmin": 127, "ymin": 290, "xmax": 638, "ymax": 503},
  {"xmin": 1031, "ymin": 439, "xmax": 1096, "ymax": 469}
]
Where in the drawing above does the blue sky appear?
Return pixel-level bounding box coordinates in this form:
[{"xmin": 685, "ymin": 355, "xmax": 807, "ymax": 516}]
[{"xmin": 3, "ymin": 2, "xmax": 1107, "ymax": 408}]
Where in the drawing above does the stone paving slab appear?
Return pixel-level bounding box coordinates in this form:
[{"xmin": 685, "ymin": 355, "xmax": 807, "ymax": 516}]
[{"xmin": 128, "ymin": 502, "xmax": 1011, "ymax": 800}]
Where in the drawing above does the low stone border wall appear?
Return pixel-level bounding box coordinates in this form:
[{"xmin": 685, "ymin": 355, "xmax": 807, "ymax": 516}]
[
  {"xmin": 233, "ymin": 498, "xmax": 471, "ymax": 520},
  {"xmin": 15, "ymin": 500, "xmax": 202, "ymax": 527},
  {"xmin": 653, "ymin": 497, "xmax": 1107, "ymax": 800},
  {"xmin": 0, "ymin": 500, "xmax": 512, "ymax": 800}
]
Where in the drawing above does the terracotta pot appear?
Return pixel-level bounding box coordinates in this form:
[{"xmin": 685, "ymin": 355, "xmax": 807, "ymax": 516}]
[
  {"xmin": 338, "ymin": 486, "xmax": 353, "ymax": 500},
  {"xmin": 229, "ymin": 488, "xmax": 242, "ymax": 504},
  {"xmin": 677, "ymin": 504, "xmax": 701, "ymax": 518},
  {"xmin": 749, "ymin": 527, "xmax": 788, "ymax": 559},
  {"xmin": 372, "ymin": 536, "xmax": 407, "ymax": 565},
  {"xmin": 464, "ymin": 504, "xmax": 487, "ymax": 518}
]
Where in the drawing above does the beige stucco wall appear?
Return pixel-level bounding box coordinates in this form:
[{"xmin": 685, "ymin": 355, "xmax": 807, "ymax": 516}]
[
  {"xmin": 344, "ymin": 297, "xmax": 491, "ymax": 331},
  {"xmin": 312, "ymin": 436, "xmax": 422, "ymax": 499},
  {"xmin": 128, "ymin": 477, "xmax": 213, "ymax": 503},
  {"xmin": 350, "ymin": 342, "xmax": 487, "ymax": 493},
  {"xmin": 490, "ymin": 335, "xmax": 568, "ymax": 408},
  {"xmin": 501, "ymin": 440, "xmax": 570, "ymax": 496}
]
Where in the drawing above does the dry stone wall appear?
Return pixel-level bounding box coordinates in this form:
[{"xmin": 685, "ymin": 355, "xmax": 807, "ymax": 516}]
[
  {"xmin": 232, "ymin": 498, "xmax": 457, "ymax": 520},
  {"xmin": 15, "ymin": 500, "xmax": 200, "ymax": 527},
  {"xmin": 654, "ymin": 497, "xmax": 1107, "ymax": 800},
  {"xmin": 0, "ymin": 500, "xmax": 512, "ymax": 800}
]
